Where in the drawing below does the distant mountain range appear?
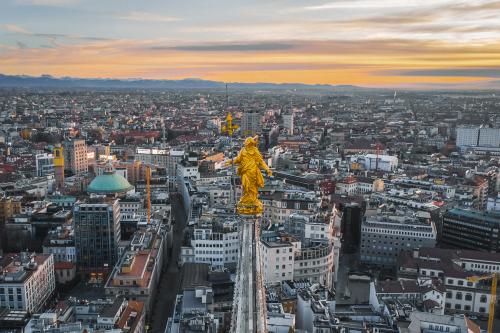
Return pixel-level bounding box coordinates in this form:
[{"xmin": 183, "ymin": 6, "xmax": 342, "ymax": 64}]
[{"xmin": 0, "ymin": 74, "xmax": 362, "ymax": 90}]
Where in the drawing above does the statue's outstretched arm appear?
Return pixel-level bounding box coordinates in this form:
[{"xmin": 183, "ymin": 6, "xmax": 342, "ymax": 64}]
[{"xmin": 225, "ymin": 150, "xmax": 242, "ymax": 167}]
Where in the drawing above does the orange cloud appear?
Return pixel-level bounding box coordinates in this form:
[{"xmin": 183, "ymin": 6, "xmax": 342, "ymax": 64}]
[{"xmin": 1, "ymin": 38, "xmax": 500, "ymax": 87}]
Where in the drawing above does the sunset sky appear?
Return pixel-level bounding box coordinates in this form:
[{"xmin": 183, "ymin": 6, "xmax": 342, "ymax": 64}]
[{"xmin": 1, "ymin": 0, "xmax": 500, "ymax": 88}]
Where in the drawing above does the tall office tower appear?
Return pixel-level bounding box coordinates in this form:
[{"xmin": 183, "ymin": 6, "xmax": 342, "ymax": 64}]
[
  {"xmin": 341, "ymin": 203, "xmax": 362, "ymax": 254},
  {"xmin": 35, "ymin": 153, "xmax": 54, "ymax": 177},
  {"xmin": 74, "ymin": 199, "xmax": 121, "ymax": 274},
  {"xmin": 282, "ymin": 113, "xmax": 294, "ymax": 135},
  {"xmin": 63, "ymin": 139, "xmax": 88, "ymax": 175},
  {"xmin": 241, "ymin": 110, "xmax": 262, "ymax": 136},
  {"xmin": 53, "ymin": 145, "xmax": 64, "ymax": 190}
]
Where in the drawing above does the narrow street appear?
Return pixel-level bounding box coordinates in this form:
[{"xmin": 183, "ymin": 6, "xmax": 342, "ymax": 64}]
[{"xmin": 149, "ymin": 194, "xmax": 187, "ymax": 333}]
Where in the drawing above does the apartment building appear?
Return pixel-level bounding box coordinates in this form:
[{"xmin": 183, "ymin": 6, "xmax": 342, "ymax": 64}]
[
  {"xmin": 105, "ymin": 227, "xmax": 167, "ymax": 318},
  {"xmin": 360, "ymin": 214, "xmax": 437, "ymax": 267},
  {"xmin": 0, "ymin": 253, "xmax": 55, "ymax": 313},
  {"xmin": 180, "ymin": 216, "xmax": 239, "ymax": 269},
  {"xmin": 63, "ymin": 139, "xmax": 88, "ymax": 175},
  {"xmin": 398, "ymin": 247, "xmax": 500, "ymax": 318},
  {"xmin": 261, "ymin": 189, "xmax": 319, "ymax": 224}
]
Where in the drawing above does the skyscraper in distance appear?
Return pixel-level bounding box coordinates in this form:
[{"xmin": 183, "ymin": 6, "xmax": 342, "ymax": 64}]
[{"xmin": 241, "ymin": 110, "xmax": 262, "ymax": 136}]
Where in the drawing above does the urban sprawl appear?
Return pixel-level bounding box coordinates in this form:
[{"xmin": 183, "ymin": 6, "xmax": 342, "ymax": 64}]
[{"xmin": 0, "ymin": 88, "xmax": 499, "ymax": 333}]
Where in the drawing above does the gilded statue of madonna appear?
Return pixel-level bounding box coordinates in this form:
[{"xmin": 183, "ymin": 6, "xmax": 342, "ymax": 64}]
[{"xmin": 226, "ymin": 136, "xmax": 272, "ymax": 215}]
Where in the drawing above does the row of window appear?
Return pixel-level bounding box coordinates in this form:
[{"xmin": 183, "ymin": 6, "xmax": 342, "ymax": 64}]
[
  {"xmin": 445, "ymin": 303, "xmax": 485, "ymax": 312},
  {"xmin": 0, "ymin": 287, "xmax": 22, "ymax": 295},
  {"xmin": 446, "ymin": 279, "xmax": 472, "ymax": 287},
  {"xmin": 469, "ymin": 262, "xmax": 500, "ymax": 271},
  {"xmin": 447, "ymin": 291, "xmax": 488, "ymax": 302},
  {"xmin": 195, "ymin": 250, "xmax": 236, "ymax": 255}
]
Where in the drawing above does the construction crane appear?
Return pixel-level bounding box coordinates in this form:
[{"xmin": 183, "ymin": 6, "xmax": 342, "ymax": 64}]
[
  {"xmin": 467, "ymin": 273, "xmax": 497, "ymax": 333},
  {"xmin": 146, "ymin": 165, "xmax": 151, "ymax": 225}
]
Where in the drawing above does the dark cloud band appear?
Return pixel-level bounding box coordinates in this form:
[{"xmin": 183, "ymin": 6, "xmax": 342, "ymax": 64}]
[
  {"xmin": 397, "ymin": 68, "xmax": 500, "ymax": 78},
  {"xmin": 151, "ymin": 42, "xmax": 295, "ymax": 52}
]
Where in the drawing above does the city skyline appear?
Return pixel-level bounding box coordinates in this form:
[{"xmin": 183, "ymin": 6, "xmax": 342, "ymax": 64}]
[{"xmin": 1, "ymin": 0, "xmax": 500, "ymax": 88}]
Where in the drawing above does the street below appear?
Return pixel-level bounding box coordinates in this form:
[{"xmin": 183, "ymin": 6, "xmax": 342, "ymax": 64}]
[{"xmin": 149, "ymin": 194, "xmax": 187, "ymax": 333}]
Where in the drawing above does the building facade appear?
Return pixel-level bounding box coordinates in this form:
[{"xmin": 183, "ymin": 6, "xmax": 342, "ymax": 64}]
[
  {"xmin": 63, "ymin": 139, "xmax": 88, "ymax": 175},
  {"xmin": 241, "ymin": 110, "xmax": 262, "ymax": 136},
  {"xmin": 442, "ymin": 208, "xmax": 500, "ymax": 252},
  {"xmin": 0, "ymin": 253, "xmax": 55, "ymax": 313},
  {"xmin": 361, "ymin": 215, "xmax": 437, "ymax": 267},
  {"xmin": 73, "ymin": 199, "xmax": 121, "ymax": 274},
  {"xmin": 35, "ymin": 153, "xmax": 54, "ymax": 177}
]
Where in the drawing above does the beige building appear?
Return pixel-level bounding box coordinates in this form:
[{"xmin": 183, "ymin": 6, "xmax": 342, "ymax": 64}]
[
  {"xmin": 63, "ymin": 139, "xmax": 88, "ymax": 175},
  {"xmin": 0, "ymin": 197, "xmax": 21, "ymax": 224},
  {"xmin": 0, "ymin": 253, "xmax": 56, "ymax": 312}
]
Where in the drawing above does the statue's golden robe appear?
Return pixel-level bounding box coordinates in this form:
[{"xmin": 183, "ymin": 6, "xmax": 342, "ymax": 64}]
[{"xmin": 228, "ymin": 136, "xmax": 271, "ymax": 215}]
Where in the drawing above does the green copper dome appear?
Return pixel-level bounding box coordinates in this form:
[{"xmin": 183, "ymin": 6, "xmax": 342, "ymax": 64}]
[{"xmin": 88, "ymin": 171, "xmax": 133, "ymax": 195}]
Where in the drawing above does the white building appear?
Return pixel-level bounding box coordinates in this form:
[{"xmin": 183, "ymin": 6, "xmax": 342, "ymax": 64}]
[
  {"xmin": 478, "ymin": 127, "xmax": 500, "ymax": 147},
  {"xmin": 407, "ymin": 312, "xmax": 480, "ymax": 333},
  {"xmin": 0, "ymin": 253, "xmax": 56, "ymax": 312},
  {"xmin": 35, "ymin": 153, "xmax": 54, "ymax": 177},
  {"xmin": 261, "ymin": 234, "xmax": 338, "ymax": 289},
  {"xmin": 456, "ymin": 127, "xmax": 480, "ymax": 148},
  {"xmin": 457, "ymin": 126, "xmax": 500, "ymax": 149},
  {"xmin": 180, "ymin": 218, "xmax": 239, "ymax": 269},
  {"xmin": 336, "ymin": 177, "xmax": 384, "ymax": 196},
  {"xmin": 118, "ymin": 196, "xmax": 143, "ymax": 218},
  {"xmin": 293, "ymin": 243, "xmax": 336, "ymax": 289},
  {"xmin": 134, "ymin": 147, "xmax": 168, "ymax": 167},
  {"xmin": 167, "ymin": 148, "xmax": 185, "ymax": 187},
  {"xmin": 197, "ymin": 183, "xmax": 233, "ymax": 208},
  {"xmin": 350, "ymin": 154, "xmax": 398, "ymax": 172},
  {"xmin": 261, "ymin": 189, "xmax": 319, "ymax": 224},
  {"xmin": 261, "ymin": 240, "xmax": 297, "ymax": 284},
  {"xmin": 176, "ymin": 161, "xmax": 200, "ymax": 181}
]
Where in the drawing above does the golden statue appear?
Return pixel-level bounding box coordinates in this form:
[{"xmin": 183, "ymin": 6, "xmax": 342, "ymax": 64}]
[{"xmin": 226, "ymin": 136, "xmax": 272, "ymax": 215}]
